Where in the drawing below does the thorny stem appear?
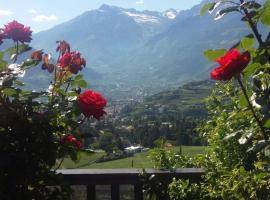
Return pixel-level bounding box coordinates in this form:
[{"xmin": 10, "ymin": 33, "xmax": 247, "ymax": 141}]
[
  {"xmin": 64, "ymin": 78, "xmax": 72, "ymax": 93},
  {"xmin": 50, "ymin": 52, "xmax": 62, "ymax": 106},
  {"xmin": 13, "ymin": 41, "xmax": 19, "ymax": 63},
  {"xmin": 239, "ymin": 0, "xmax": 270, "ymax": 63},
  {"xmin": 239, "ymin": 0, "xmax": 263, "ymax": 44},
  {"xmin": 236, "ymin": 75, "xmax": 268, "ymax": 140},
  {"xmin": 54, "ymin": 157, "xmax": 65, "ymax": 172}
]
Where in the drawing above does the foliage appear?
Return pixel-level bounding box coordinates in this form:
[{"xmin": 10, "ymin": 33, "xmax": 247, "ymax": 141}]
[
  {"xmin": 119, "ymin": 80, "xmax": 213, "ymax": 147},
  {"xmin": 168, "ymin": 179, "xmax": 202, "ymax": 200},
  {"xmin": 147, "ymin": 0, "xmax": 270, "ymax": 199},
  {"xmin": 149, "ymin": 139, "xmax": 181, "ymax": 170},
  {"xmin": 0, "ymin": 22, "xmax": 106, "ymax": 199}
]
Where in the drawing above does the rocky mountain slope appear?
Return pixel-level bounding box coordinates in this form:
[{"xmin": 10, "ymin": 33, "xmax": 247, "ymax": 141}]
[{"xmin": 30, "ymin": 1, "xmax": 252, "ymax": 100}]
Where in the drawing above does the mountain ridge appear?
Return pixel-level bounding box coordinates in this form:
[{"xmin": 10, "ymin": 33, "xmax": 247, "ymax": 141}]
[{"xmin": 30, "ymin": 2, "xmax": 250, "ymax": 100}]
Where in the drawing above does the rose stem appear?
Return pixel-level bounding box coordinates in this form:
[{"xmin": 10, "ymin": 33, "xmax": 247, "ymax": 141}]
[
  {"xmin": 64, "ymin": 77, "xmax": 72, "ymax": 93},
  {"xmin": 239, "ymin": 0, "xmax": 270, "ymax": 63},
  {"xmin": 236, "ymin": 75, "xmax": 268, "ymax": 140},
  {"xmin": 13, "ymin": 41, "xmax": 19, "ymax": 63},
  {"xmin": 54, "ymin": 157, "xmax": 65, "ymax": 172},
  {"xmin": 50, "ymin": 52, "xmax": 61, "ymax": 106}
]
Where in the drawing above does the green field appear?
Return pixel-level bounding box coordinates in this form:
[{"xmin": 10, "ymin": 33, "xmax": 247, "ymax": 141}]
[{"xmin": 60, "ymin": 146, "xmax": 206, "ymax": 169}]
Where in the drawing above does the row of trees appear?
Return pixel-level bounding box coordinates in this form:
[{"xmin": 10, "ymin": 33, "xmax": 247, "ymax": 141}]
[{"xmin": 125, "ymin": 117, "xmax": 205, "ymax": 147}]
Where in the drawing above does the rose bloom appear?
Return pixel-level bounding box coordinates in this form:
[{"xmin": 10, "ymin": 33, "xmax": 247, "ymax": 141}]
[
  {"xmin": 58, "ymin": 52, "xmax": 71, "ymax": 68},
  {"xmin": 56, "ymin": 40, "xmax": 70, "ymax": 55},
  {"xmin": 31, "ymin": 50, "xmax": 43, "ymax": 61},
  {"xmin": 58, "ymin": 52, "xmax": 86, "ymax": 74},
  {"xmin": 77, "ymin": 90, "xmax": 107, "ymax": 120},
  {"xmin": 60, "ymin": 134, "xmax": 81, "ymax": 149},
  {"xmin": 210, "ymin": 48, "xmax": 251, "ymax": 81},
  {"xmin": 3, "ymin": 20, "xmax": 32, "ymax": 43}
]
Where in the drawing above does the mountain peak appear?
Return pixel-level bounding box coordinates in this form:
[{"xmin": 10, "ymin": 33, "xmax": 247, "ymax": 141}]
[
  {"xmin": 99, "ymin": 4, "xmax": 121, "ymax": 12},
  {"xmin": 99, "ymin": 4, "xmax": 112, "ymax": 10},
  {"xmin": 124, "ymin": 11, "xmax": 161, "ymax": 24},
  {"xmin": 163, "ymin": 9, "xmax": 178, "ymax": 19}
]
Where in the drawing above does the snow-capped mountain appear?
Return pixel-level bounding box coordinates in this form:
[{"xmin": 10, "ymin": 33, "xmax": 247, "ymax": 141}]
[
  {"xmin": 163, "ymin": 9, "xmax": 178, "ymax": 19},
  {"xmin": 124, "ymin": 11, "xmax": 160, "ymax": 24},
  {"xmin": 98, "ymin": 4, "xmax": 170, "ymax": 24},
  {"xmin": 30, "ymin": 3, "xmax": 252, "ymax": 99}
]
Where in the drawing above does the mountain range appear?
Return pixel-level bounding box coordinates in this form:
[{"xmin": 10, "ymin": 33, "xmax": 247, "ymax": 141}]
[{"xmin": 30, "ymin": 1, "xmax": 252, "ymax": 100}]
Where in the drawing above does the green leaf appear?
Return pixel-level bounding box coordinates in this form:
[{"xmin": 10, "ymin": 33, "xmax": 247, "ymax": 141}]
[
  {"xmin": 200, "ymin": 3, "xmax": 215, "ymax": 16},
  {"xmin": 21, "ymin": 59, "xmax": 36, "ymax": 68},
  {"xmin": 20, "ymin": 90, "xmax": 32, "ymax": 97},
  {"xmin": 77, "ymin": 80, "xmax": 87, "ymax": 88},
  {"xmin": 261, "ymin": 10, "xmax": 270, "ymax": 26},
  {"xmin": 74, "ymin": 74, "xmax": 83, "ymax": 81},
  {"xmin": 264, "ymin": 119, "xmax": 270, "ymax": 128},
  {"xmin": 67, "ymin": 91, "xmax": 78, "ymax": 97},
  {"xmin": 260, "ymin": 2, "xmax": 270, "ymax": 26},
  {"xmin": 14, "ymin": 80, "xmax": 24, "ymax": 86},
  {"xmin": 0, "ymin": 52, "xmax": 7, "ymax": 71},
  {"xmin": 204, "ymin": 49, "xmax": 226, "ymax": 61},
  {"xmin": 56, "ymin": 88, "xmax": 67, "ymax": 96},
  {"xmin": 239, "ymin": 94, "xmax": 249, "ymax": 108},
  {"xmin": 2, "ymin": 88, "xmax": 17, "ymax": 96},
  {"xmin": 71, "ymin": 79, "xmax": 87, "ymax": 88},
  {"xmin": 243, "ymin": 63, "xmax": 260, "ymax": 77},
  {"xmin": 241, "ymin": 34, "xmax": 255, "ymax": 50}
]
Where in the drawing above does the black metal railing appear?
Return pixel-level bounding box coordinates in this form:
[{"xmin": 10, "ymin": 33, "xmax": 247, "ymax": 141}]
[{"xmin": 57, "ymin": 168, "xmax": 204, "ymax": 200}]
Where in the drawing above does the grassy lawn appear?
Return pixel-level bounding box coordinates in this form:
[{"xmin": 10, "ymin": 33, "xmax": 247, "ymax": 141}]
[{"xmin": 60, "ymin": 146, "xmax": 206, "ymax": 169}]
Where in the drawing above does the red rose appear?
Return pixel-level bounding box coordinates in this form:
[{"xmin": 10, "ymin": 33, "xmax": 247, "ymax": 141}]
[
  {"xmin": 69, "ymin": 52, "xmax": 86, "ymax": 74},
  {"xmin": 73, "ymin": 140, "xmax": 82, "ymax": 149},
  {"xmin": 3, "ymin": 20, "xmax": 32, "ymax": 43},
  {"xmin": 58, "ymin": 52, "xmax": 72, "ymax": 68},
  {"xmin": 60, "ymin": 134, "xmax": 81, "ymax": 149},
  {"xmin": 210, "ymin": 48, "xmax": 251, "ymax": 81},
  {"xmin": 77, "ymin": 90, "xmax": 107, "ymax": 120},
  {"xmin": 31, "ymin": 50, "xmax": 43, "ymax": 61},
  {"xmin": 58, "ymin": 52, "xmax": 86, "ymax": 74}
]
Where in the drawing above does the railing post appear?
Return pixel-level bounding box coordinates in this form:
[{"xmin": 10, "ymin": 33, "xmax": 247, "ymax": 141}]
[
  {"xmin": 134, "ymin": 184, "xmax": 143, "ymax": 200},
  {"xmin": 87, "ymin": 184, "xmax": 96, "ymax": 200},
  {"xmin": 111, "ymin": 184, "xmax": 120, "ymax": 200}
]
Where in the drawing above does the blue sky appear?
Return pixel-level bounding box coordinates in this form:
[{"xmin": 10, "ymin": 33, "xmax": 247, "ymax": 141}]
[{"xmin": 0, "ymin": 0, "xmax": 202, "ymax": 33}]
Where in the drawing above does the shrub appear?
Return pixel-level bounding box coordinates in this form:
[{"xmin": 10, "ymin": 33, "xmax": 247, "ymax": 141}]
[{"xmin": 0, "ymin": 21, "xmax": 106, "ymax": 199}]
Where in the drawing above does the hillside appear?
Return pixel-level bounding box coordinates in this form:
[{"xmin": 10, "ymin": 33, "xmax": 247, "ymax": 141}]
[
  {"xmin": 30, "ymin": 2, "xmax": 251, "ymax": 100},
  {"xmin": 113, "ymin": 80, "xmax": 213, "ymax": 147},
  {"xmin": 120, "ymin": 80, "xmax": 213, "ymax": 119}
]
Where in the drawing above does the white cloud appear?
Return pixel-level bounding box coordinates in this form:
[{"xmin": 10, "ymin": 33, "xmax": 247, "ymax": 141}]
[
  {"xmin": 28, "ymin": 9, "xmax": 37, "ymax": 14},
  {"xmin": 32, "ymin": 15, "xmax": 58, "ymax": 22},
  {"xmin": 0, "ymin": 9, "xmax": 13, "ymax": 17},
  {"xmin": 135, "ymin": 0, "xmax": 144, "ymax": 5}
]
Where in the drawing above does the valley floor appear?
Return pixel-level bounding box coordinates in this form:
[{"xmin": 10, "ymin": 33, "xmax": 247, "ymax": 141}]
[{"xmin": 60, "ymin": 146, "xmax": 206, "ymax": 169}]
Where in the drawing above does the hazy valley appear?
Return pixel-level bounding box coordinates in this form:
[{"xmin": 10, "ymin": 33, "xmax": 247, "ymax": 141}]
[{"xmin": 29, "ymin": 1, "xmax": 251, "ymax": 101}]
